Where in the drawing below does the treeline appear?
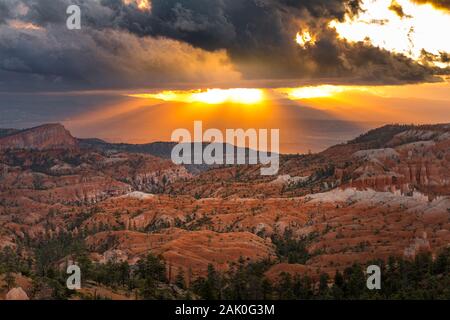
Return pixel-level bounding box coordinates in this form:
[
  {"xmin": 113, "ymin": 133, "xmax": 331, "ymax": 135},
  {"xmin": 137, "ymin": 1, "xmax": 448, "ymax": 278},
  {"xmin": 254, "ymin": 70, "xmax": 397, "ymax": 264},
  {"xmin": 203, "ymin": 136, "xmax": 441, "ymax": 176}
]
[
  {"xmin": 0, "ymin": 247, "xmax": 178, "ymax": 299},
  {"xmin": 191, "ymin": 249, "xmax": 450, "ymax": 300},
  {"xmin": 1, "ymin": 232, "xmax": 180, "ymax": 299},
  {"xmin": 68, "ymin": 256, "xmax": 174, "ymax": 299},
  {"xmin": 1, "ymin": 234, "xmax": 449, "ymax": 300},
  {"xmin": 75, "ymin": 252, "xmax": 177, "ymax": 299}
]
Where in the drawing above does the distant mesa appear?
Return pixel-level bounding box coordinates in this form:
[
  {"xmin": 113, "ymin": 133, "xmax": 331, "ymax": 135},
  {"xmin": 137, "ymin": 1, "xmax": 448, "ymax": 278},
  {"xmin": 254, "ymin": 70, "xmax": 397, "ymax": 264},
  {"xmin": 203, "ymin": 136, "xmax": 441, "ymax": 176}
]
[{"xmin": 0, "ymin": 123, "xmax": 78, "ymax": 150}]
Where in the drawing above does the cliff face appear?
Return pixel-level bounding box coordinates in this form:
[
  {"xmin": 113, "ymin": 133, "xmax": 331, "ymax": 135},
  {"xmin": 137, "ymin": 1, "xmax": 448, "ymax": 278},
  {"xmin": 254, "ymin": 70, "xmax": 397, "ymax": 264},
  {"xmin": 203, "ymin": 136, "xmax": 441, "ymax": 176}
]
[
  {"xmin": 343, "ymin": 128, "xmax": 450, "ymax": 196},
  {"xmin": 0, "ymin": 124, "xmax": 78, "ymax": 150},
  {"xmin": 0, "ymin": 149, "xmax": 191, "ymax": 205},
  {"xmin": 161, "ymin": 125, "xmax": 450, "ymax": 201}
]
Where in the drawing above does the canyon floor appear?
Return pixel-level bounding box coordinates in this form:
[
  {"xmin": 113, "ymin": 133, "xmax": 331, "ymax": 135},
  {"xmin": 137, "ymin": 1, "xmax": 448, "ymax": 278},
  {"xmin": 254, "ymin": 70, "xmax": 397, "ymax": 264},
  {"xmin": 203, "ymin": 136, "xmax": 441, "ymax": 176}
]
[{"xmin": 0, "ymin": 123, "xmax": 449, "ymax": 299}]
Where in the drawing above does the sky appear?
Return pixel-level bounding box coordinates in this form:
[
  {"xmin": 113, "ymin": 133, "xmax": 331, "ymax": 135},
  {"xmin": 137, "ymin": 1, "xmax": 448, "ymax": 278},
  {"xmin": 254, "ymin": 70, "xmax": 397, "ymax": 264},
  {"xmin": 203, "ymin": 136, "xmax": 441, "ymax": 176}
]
[{"xmin": 0, "ymin": 0, "xmax": 449, "ymax": 153}]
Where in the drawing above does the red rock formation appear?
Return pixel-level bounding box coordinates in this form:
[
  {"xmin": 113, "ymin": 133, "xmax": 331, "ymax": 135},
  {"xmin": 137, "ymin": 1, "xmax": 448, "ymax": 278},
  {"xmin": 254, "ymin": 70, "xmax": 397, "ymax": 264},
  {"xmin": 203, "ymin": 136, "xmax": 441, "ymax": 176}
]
[
  {"xmin": 0, "ymin": 123, "xmax": 78, "ymax": 150},
  {"xmin": 0, "ymin": 123, "xmax": 449, "ymax": 287},
  {"xmin": 6, "ymin": 287, "xmax": 29, "ymax": 300}
]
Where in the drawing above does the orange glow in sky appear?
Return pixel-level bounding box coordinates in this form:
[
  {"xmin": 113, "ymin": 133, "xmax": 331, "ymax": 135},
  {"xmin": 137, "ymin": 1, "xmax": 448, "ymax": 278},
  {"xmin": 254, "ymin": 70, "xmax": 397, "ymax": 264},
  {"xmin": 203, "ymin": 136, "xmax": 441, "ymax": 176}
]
[
  {"xmin": 277, "ymin": 85, "xmax": 350, "ymax": 99},
  {"xmin": 128, "ymin": 88, "xmax": 265, "ymax": 105},
  {"xmin": 65, "ymin": 80, "xmax": 450, "ymax": 153}
]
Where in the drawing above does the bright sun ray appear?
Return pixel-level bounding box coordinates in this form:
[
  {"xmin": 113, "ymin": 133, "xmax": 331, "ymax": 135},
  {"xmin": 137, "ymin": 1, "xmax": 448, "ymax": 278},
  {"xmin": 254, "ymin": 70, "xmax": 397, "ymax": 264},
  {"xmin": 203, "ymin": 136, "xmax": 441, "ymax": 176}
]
[
  {"xmin": 329, "ymin": 0, "xmax": 450, "ymax": 67},
  {"xmin": 128, "ymin": 88, "xmax": 264, "ymax": 105},
  {"xmin": 277, "ymin": 85, "xmax": 351, "ymax": 99}
]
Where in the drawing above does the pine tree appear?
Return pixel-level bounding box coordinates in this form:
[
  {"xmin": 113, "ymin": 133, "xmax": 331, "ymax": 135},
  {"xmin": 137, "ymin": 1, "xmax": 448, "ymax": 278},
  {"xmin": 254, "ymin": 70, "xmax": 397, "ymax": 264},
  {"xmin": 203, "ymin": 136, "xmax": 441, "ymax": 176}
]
[
  {"xmin": 175, "ymin": 268, "xmax": 186, "ymax": 289},
  {"xmin": 4, "ymin": 272, "xmax": 16, "ymax": 290},
  {"xmin": 319, "ymin": 273, "xmax": 330, "ymax": 295}
]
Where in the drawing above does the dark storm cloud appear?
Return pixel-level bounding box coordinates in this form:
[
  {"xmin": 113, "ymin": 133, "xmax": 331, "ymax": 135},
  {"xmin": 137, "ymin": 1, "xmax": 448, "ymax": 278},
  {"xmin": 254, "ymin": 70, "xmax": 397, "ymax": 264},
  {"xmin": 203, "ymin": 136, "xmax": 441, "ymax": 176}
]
[
  {"xmin": 0, "ymin": 3, "xmax": 10, "ymax": 24},
  {"xmin": 105, "ymin": 0, "xmax": 356, "ymax": 51},
  {"xmin": 0, "ymin": 0, "xmax": 241, "ymax": 91},
  {"xmin": 8, "ymin": 0, "xmax": 115, "ymax": 27},
  {"xmin": 113, "ymin": 0, "xmax": 439, "ymax": 82},
  {"xmin": 0, "ymin": 0, "xmax": 447, "ymax": 92}
]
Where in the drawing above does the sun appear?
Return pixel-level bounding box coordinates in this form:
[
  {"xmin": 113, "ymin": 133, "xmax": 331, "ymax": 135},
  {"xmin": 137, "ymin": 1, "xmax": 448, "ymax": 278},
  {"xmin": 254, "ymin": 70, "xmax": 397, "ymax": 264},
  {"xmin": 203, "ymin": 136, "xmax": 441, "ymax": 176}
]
[
  {"xmin": 192, "ymin": 89, "xmax": 264, "ymax": 104},
  {"xmin": 128, "ymin": 88, "xmax": 265, "ymax": 105}
]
